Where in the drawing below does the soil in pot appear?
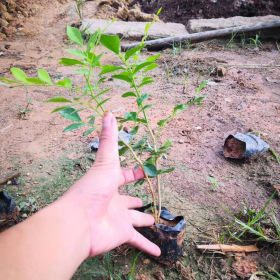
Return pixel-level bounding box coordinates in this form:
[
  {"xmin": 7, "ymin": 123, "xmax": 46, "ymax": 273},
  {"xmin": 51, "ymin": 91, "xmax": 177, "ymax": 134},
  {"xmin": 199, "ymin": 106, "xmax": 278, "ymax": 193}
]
[{"xmin": 136, "ymin": 203, "xmax": 186, "ymax": 265}]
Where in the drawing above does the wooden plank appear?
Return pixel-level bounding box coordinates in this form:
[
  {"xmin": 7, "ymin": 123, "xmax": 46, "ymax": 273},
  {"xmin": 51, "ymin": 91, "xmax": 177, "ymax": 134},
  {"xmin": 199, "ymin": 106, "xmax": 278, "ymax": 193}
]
[{"xmin": 197, "ymin": 244, "xmax": 259, "ymax": 252}]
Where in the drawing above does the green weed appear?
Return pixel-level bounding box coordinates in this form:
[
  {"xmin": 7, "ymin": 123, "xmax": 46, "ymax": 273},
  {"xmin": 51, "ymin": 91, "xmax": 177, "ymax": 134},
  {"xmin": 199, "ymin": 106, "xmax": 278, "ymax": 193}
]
[{"xmin": 249, "ymin": 34, "xmax": 262, "ymax": 48}]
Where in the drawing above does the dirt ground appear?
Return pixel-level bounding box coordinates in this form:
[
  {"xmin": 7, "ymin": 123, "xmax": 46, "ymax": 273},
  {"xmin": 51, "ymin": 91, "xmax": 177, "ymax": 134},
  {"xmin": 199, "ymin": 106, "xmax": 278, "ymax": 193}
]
[
  {"xmin": 134, "ymin": 0, "xmax": 280, "ymax": 24},
  {"xmin": 0, "ymin": 0, "xmax": 280, "ymax": 279}
]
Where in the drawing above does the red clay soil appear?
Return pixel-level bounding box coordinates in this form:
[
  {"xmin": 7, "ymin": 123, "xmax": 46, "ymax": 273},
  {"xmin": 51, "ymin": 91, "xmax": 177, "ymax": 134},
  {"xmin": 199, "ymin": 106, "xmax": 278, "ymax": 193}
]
[
  {"xmin": 224, "ymin": 137, "xmax": 246, "ymax": 158},
  {"xmin": 133, "ymin": 0, "xmax": 280, "ymax": 24}
]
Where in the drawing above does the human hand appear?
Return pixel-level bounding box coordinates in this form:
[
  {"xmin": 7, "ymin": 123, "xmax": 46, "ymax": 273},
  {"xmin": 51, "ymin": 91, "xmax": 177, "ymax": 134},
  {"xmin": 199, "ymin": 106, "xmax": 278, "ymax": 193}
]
[{"xmin": 66, "ymin": 112, "xmax": 161, "ymax": 258}]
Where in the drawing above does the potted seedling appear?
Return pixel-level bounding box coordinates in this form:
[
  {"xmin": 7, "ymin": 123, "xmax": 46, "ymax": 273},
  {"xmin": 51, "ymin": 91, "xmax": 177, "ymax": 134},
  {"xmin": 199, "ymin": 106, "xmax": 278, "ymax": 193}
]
[{"xmin": 0, "ymin": 14, "xmax": 208, "ymax": 264}]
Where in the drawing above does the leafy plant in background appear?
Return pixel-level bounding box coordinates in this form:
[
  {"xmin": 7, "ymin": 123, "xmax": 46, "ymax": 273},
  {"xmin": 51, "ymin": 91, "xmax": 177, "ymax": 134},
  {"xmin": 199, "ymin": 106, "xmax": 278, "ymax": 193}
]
[
  {"xmin": 249, "ymin": 34, "xmax": 262, "ymax": 48},
  {"xmin": 0, "ymin": 11, "xmax": 208, "ymax": 223}
]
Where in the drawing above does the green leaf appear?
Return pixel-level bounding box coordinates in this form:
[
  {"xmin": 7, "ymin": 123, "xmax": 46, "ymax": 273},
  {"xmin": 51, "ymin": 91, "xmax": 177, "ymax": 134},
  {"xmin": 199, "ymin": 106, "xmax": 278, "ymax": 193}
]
[
  {"xmin": 67, "ymin": 26, "xmax": 83, "ymax": 47},
  {"xmin": 196, "ymin": 80, "xmax": 209, "ymax": 94},
  {"xmin": 0, "ymin": 77, "xmax": 22, "ymax": 84},
  {"xmin": 97, "ymin": 77, "xmax": 106, "ymax": 85},
  {"xmin": 63, "ymin": 122, "xmax": 87, "ymax": 133},
  {"xmin": 97, "ymin": 97, "xmax": 110, "ymax": 108},
  {"xmin": 134, "ymin": 179, "xmax": 145, "ymax": 186},
  {"xmin": 146, "ymin": 54, "xmax": 161, "ymax": 62},
  {"xmin": 159, "ymin": 140, "xmax": 172, "ymax": 150},
  {"xmin": 10, "ymin": 67, "xmax": 28, "ymax": 82},
  {"xmin": 124, "ymin": 112, "xmax": 137, "ymax": 121},
  {"xmin": 87, "ymin": 31, "xmax": 99, "ymax": 52},
  {"xmin": 25, "ymin": 78, "xmax": 45, "ymax": 85},
  {"xmin": 143, "ymin": 164, "xmax": 157, "ymax": 177},
  {"xmin": 96, "ymin": 88, "xmax": 112, "ymax": 98},
  {"xmin": 75, "ymin": 69, "xmax": 90, "ymax": 75},
  {"xmin": 38, "ymin": 69, "xmax": 52, "ymax": 84},
  {"xmin": 125, "ymin": 45, "xmax": 144, "ymax": 61},
  {"xmin": 83, "ymin": 127, "xmax": 97, "ymax": 136},
  {"xmin": 92, "ymin": 53, "xmax": 104, "ymax": 67},
  {"xmin": 87, "ymin": 114, "xmax": 98, "ymax": 125},
  {"xmin": 0, "ymin": 82, "xmax": 9, "ymax": 86},
  {"xmin": 173, "ymin": 104, "xmax": 189, "ymax": 116},
  {"xmin": 100, "ymin": 34, "xmax": 120, "ymax": 54},
  {"xmin": 139, "ymin": 79, "xmax": 154, "ymax": 87},
  {"xmin": 157, "ymin": 117, "xmax": 171, "ymax": 127},
  {"xmin": 44, "ymin": 97, "xmax": 72, "ymax": 103},
  {"xmin": 59, "ymin": 58, "xmax": 85, "ymax": 66},
  {"xmin": 133, "ymin": 62, "xmax": 153, "ymax": 75},
  {"xmin": 137, "ymin": 93, "xmax": 149, "ymax": 106},
  {"xmin": 51, "ymin": 105, "xmax": 73, "ymax": 113},
  {"xmin": 139, "ymin": 104, "xmax": 153, "ymax": 113},
  {"xmin": 129, "ymin": 126, "xmax": 139, "ymax": 135},
  {"xmin": 99, "ymin": 65, "xmax": 124, "ymax": 76},
  {"xmin": 112, "ymin": 75, "xmax": 132, "ymax": 84},
  {"xmin": 60, "ymin": 108, "xmax": 82, "ymax": 122},
  {"xmin": 56, "ymin": 78, "xmax": 72, "ymax": 88},
  {"xmin": 65, "ymin": 49, "xmax": 87, "ymax": 59},
  {"xmin": 122, "ymin": 92, "xmax": 136, "ymax": 98},
  {"xmin": 133, "ymin": 138, "xmax": 148, "ymax": 149},
  {"xmin": 157, "ymin": 7, "xmax": 162, "ymax": 16},
  {"xmin": 157, "ymin": 168, "xmax": 174, "ymax": 175},
  {"xmin": 144, "ymin": 63, "xmax": 158, "ymax": 73},
  {"xmin": 119, "ymin": 146, "xmax": 128, "ymax": 156}
]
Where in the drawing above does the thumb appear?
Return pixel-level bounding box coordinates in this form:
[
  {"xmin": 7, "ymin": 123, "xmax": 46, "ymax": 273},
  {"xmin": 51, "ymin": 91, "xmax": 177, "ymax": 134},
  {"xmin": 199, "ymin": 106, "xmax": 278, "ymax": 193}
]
[{"xmin": 95, "ymin": 112, "xmax": 120, "ymax": 165}]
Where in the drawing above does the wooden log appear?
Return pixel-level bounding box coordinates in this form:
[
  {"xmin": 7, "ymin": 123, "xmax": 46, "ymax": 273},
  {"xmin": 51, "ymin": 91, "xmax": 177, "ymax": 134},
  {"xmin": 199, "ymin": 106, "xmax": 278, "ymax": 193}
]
[
  {"xmin": 0, "ymin": 171, "xmax": 20, "ymax": 185},
  {"xmin": 121, "ymin": 20, "xmax": 280, "ymax": 51},
  {"xmin": 197, "ymin": 244, "xmax": 259, "ymax": 253}
]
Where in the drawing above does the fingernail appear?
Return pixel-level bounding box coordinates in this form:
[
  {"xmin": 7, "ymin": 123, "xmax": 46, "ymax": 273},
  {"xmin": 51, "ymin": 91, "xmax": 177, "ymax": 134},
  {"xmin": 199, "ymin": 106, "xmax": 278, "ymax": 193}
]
[{"xmin": 102, "ymin": 111, "xmax": 111, "ymax": 128}]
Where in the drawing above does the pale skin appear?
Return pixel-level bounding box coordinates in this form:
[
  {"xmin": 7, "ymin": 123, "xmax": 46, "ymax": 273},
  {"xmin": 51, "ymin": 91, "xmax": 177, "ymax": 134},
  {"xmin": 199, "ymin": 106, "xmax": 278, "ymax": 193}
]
[{"xmin": 0, "ymin": 112, "xmax": 161, "ymax": 280}]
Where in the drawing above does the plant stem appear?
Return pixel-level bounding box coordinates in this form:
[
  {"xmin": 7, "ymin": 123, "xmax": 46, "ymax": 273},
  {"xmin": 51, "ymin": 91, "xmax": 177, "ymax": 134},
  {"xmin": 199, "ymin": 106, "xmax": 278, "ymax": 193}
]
[{"xmin": 119, "ymin": 135, "xmax": 158, "ymax": 219}]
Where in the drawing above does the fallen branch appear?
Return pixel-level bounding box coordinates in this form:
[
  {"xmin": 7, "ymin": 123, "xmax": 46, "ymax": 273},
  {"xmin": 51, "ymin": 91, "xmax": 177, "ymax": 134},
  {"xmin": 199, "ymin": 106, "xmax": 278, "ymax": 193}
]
[
  {"xmin": 0, "ymin": 171, "xmax": 20, "ymax": 185},
  {"xmin": 197, "ymin": 244, "xmax": 259, "ymax": 253},
  {"xmin": 121, "ymin": 20, "xmax": 280, "ymax": 51}
]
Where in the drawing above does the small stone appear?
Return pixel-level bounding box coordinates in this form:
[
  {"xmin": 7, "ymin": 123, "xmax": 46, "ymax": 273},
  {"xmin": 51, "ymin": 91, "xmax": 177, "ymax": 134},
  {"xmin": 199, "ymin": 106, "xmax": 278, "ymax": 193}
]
[
  {"xmin": 1, "ymin": 19, "xmax": 9, "ymax": 28},
  {"xmin": 143, "ymin": 259, "xmax": 150, "ymax": 265},
  {"xmin": 11, "ymin": 186, "xmax": 18, "ymax": 191},
  {"xmin": 7, "ymin": 180, "xmax": 12, "ymax": 185},
  {"xmin": 178, "ymin": 139, "xmax": 184, "ymax": 144},
  {"xmin": 3, "ymin": 25, "xmax": 16, "ymax": 36},
  {"xmin": 2, "ymin": 11, "xmax": 14, "ymax": 22},
  {"xmin": 116, "ymin": 7, "xmax": 129, "ymax": 21},
  {"xmin": 253, "ymin": 47, "xmax": 259, "ymax": 52},
  {"xmin": 217, "ymin": 66, "xmax": 227, "ymax": 77},
  {"xmin": 237, "ymin": 101, "xmax": 245, "ymax": 110},
  {"xmin": 22, "ymin": 213, "xmax": 27, "ymax": 218},
  {"xmin": 119, "ymin": 156, "xmax": 126, "ymax": 162},
  {"xmin": 0, "ymin": 33, "xmax": 7, "ymax": 41},
  {"xmin": 195, "ymin": 126, "xmax": 202, "ymax": 130},
  {"xmin": 0, "ymin": 3, "xmax": 7, "ymax": 12},
  {"xmin": 4, "ymin": 44, "xmax": 11, "ymax": 49}
]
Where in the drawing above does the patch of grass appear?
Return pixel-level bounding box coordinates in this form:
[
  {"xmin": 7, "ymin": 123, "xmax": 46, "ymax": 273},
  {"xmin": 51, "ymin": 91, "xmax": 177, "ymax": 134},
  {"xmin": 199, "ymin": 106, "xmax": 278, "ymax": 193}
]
[{"xmin": 220, "ymin": 191, "xmax": 280, "ymax": 244}]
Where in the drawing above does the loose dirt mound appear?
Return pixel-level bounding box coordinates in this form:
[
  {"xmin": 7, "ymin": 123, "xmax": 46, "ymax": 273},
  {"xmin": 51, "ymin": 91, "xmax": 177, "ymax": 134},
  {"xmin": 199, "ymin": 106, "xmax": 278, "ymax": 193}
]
[
  {"xmin": 134, "ymin": 0, "xmax": 280, "ymax": 24},
  {"xmin": 96, "ymin": 0, "xmax": 159, "ymax": 22}
]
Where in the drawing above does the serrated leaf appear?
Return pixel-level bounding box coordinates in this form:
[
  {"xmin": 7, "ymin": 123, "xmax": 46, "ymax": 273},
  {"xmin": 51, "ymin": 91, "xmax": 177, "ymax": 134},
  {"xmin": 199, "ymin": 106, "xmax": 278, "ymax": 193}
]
[
  {"xmin": 38, "ymin": 69, "xmax": 52, "ymax": 84},
  {"xmin": 137, "ymin": 93, "xmax": 149, "ymax": 106},
  {"xmin": 59, "ymin": 58, "xmax": 85, "ymax": 66},
  {"xmin": 65, "ymin": 49, "xmax": 87, "ymax": 58},
  {"xmin": 83, "ymin": 127, "xmax": 97, "ymax": 136},
  {"xmin": 56, "ymin": 78, "xmax": 72, "ymax": 88},
  {"xmin": 143, "ymin": 164, "xmax": 157, "ymax": 177},
  {"xmin": 125, "ymin": 45, "xmax": 144, "ymax": 61},
  {"xmin": 112, "ymin": 74, "xmax": 132, "ymax": 84},
  {"xmin": 60, "ymin": 108, "xmax": 82, "ymax": 122},
  {"xmin": 146, "ymin": 54, "xmax": 161, "ymax": 62},
  {"xmin": 99, "ymin": 65, "xmax": 124, "ymax": 76},
  {"xmin": 10, "ymin": 67, "xmax": 28, "ymax": 83},
  {"xmin": 87, "ymin": 31, "xmax": 99, "ymax": 52},
  {"xmin": 63, "ymin": 122, "xmax": 87, "ymax": 133},
  {"xmin": 67, "ymin": 26, "xmax": 83, "ymax": 47},
  {"xmin": 100, "ymin": 34, "xmax": 120, "ymax": 54},
  {"xmin": 122, "ymin": 92, "xmax": 136, "ymax": 98},
  {"xmin": 44, "ymin": 97, "xmax": 72, "ymax": 103}
]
